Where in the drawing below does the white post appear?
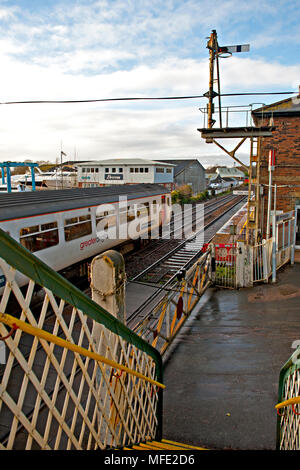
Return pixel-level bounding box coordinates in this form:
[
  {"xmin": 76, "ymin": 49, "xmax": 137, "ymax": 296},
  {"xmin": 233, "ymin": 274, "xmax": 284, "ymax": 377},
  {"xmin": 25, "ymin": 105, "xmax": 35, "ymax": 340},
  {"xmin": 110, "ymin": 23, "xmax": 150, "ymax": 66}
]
[
  {"xmin": 272, "ymin": 214, "xmax": 277, "ymax": 283},
  {"xmin": 90, "ymin": 250, "xmax": 126, "ymax": 447},
  {"xmin": 266, "ymin": 149, "xmax": 275, "ymax": 239}
]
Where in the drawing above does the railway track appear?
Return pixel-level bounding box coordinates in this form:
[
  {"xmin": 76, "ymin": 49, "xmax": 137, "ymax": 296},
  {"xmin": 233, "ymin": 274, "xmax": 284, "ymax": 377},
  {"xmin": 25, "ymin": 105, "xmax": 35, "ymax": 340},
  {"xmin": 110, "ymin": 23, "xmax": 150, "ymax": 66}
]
[
  {"xmin": 126, "ymin": 194, "xmax": 246, "ymax": 328},
  {"xmin": 124, "ymin": 192, "xmax": 241, "ymax": 279},
  {"xmin": 127, "ymin": 193, "xmax": 244, "ymax": 285}
]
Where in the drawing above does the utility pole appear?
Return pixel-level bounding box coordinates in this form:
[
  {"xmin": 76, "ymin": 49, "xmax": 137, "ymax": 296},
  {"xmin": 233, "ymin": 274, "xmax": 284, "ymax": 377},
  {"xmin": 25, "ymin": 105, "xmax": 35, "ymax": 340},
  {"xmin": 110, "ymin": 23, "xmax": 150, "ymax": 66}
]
[
  {"xmin": 206, "ymin": 30, "xmax": 218, "ymax": 129},
  {"xmin": 204, "ymin": 30, "xmax": 250, "ymax": 130}
]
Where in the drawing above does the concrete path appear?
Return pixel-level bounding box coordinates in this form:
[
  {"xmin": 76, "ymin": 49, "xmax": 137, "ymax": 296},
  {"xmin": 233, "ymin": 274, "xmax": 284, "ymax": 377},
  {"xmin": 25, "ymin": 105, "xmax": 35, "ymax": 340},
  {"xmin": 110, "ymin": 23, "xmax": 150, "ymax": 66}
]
[{"xmin": 162, "ymin": 260, "xmax": 300, "ymax": 450}]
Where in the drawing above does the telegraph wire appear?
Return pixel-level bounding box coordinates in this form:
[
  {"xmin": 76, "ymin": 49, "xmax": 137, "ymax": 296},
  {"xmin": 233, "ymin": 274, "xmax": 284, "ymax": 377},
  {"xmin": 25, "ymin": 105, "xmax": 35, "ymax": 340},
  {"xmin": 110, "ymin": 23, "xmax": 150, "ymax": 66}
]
[{"xmin": 0, "ymin": 91, "xmax": 297, "ymax": 105}]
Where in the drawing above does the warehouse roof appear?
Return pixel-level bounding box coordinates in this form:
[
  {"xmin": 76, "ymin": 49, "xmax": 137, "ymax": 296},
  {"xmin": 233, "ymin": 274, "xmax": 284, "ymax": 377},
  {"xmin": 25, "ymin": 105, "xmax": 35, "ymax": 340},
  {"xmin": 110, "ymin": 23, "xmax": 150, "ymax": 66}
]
[
  {"xmin": 155, "ymin": 159, "xmax": 205, "ymax": 177},
  {"xmin": 216, "ymin": 167, "xmax": 245, "ymax": 178},
  {"xmin": 76, "ymin": 158, "xmax": 175, "ymax": 167}
]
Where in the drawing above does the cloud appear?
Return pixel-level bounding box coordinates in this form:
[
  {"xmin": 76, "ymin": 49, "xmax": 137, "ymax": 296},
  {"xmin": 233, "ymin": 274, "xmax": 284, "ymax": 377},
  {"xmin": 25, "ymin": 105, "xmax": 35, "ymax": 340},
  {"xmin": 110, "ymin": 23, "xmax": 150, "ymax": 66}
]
[{"xmin": 0, "ymin": 0, "xmax": 298, "ymax": 165}]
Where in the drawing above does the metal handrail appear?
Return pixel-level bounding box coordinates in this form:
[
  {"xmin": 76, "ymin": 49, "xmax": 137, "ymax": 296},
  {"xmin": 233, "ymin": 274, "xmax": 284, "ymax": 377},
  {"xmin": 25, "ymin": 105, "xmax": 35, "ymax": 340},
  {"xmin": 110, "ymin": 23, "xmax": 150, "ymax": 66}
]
[
  {"xmin": 275, "ymin": 396, "xmax": 300, "ymax": 410},
  {"xmin": 0, "ymin": 312, "xmax": 165, "ymax": 390}
]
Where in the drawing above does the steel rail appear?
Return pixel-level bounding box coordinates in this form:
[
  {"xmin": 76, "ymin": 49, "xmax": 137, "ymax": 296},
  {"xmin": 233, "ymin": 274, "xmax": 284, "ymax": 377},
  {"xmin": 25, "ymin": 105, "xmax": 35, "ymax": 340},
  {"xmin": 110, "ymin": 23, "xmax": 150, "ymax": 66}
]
[
  {"xmin": 127, "ymin": 195, "xmax": 246, "ymax": 325},
  {"xmin": 129, "ymin": 194, "xmax": 243, "ymax": 284}
]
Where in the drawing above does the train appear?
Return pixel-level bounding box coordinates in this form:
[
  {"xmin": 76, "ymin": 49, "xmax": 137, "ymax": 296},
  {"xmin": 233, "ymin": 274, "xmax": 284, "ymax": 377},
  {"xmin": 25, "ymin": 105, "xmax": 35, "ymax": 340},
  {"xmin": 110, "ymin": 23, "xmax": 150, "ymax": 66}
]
[{"xmin": 0, "ymin": 184, "xmax": 172, "ymax": 291}]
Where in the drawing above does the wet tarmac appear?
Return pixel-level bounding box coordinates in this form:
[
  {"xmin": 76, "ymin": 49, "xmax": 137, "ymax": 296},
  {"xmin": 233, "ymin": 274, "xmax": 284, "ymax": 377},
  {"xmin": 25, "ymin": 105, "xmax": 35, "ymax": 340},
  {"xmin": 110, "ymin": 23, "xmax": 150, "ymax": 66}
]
[{"xmin": 162, "ymin": 259, "xmax": 300, "ymax": 450}]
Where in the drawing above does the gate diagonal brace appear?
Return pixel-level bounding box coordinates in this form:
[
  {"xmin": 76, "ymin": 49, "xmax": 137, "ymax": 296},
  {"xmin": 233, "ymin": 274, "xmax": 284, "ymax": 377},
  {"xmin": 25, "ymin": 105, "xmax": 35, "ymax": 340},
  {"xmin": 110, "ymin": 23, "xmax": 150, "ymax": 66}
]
[{"xmin": 186, "ymin": 278, "xmax": 205, "ymax": 298}]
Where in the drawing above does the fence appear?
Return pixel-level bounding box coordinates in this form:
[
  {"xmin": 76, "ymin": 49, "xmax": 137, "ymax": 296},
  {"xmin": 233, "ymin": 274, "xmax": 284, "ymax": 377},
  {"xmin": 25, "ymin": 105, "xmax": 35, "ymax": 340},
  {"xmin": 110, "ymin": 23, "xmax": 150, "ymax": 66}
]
[
  {"xmin": 276, "ymin": 346, "xmax": 300, "ymax": 449},
  {"xmin": 273, "ymin": 211, "xmax": 296, "ymax": 272},
  {"xmin": 253, "ymin": 238, "xmax": 273, "ymax": 283},
  {"xmin": 214, "ymin": 244, "xmax": 237, "ymax": 288},
  {"xmin": 0, "ymin": 229, "xmax": 164, "ymax": 450},
  {"xmin": 214, "ymin": 210, "xmax": 296, "ymax": 287},
  {"xmin": 133, "ymin": 248, "xmax": 212, "ymax": 355}
]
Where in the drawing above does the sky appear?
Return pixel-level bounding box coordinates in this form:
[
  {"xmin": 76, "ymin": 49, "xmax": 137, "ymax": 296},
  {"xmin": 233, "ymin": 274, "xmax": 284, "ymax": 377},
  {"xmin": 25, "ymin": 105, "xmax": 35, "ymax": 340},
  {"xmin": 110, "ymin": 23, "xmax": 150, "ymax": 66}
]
[{"xmin": 0, "ymin": 0, "xmax": 299, "ymax": 168}]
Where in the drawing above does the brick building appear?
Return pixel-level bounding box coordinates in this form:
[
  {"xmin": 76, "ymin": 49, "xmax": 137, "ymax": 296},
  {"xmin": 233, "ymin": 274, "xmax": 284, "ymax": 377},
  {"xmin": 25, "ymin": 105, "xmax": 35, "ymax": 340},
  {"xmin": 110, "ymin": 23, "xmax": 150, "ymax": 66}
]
[{"xmin": 252, "ymin": 92, "xmax": 300, "ymax": 245}]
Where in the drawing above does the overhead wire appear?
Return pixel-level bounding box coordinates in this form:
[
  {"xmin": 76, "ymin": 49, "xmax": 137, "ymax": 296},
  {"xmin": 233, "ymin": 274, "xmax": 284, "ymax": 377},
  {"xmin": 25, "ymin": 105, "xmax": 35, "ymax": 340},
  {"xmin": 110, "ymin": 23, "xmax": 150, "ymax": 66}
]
[{"xmin": 0, "ymin": 91, "xmax": 297, "ymax": 105}]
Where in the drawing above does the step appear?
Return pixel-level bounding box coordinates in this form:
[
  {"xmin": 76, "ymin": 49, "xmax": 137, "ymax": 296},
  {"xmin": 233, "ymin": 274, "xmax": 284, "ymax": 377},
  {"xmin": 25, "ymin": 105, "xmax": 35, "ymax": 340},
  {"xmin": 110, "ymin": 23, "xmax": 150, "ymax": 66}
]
[{"xmin": 123, "ymin": 439, "xmax": 208, "ymax": 450}]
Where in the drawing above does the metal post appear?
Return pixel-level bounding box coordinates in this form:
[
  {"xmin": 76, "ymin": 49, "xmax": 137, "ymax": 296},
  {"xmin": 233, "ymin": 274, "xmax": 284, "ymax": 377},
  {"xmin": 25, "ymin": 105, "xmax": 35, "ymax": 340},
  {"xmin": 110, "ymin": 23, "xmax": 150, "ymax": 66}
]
[
  {"xmin": 31, "ymin": 166, "xmax": 36, "ymax": 192},
  {"xmin": 207, "ymin": 30, "xmax": 217, "ymax": 129},
  {"xmin": 272, "ymin": 213, "xmax": 277, "ymax": 283},
  {"xmin": 267, "ymin": 149, "xmax": 275, "ymax": 239},
  {"xmin": 1, "ymin": 167, "xmax": 4, "ymax": 185},
  {"xmin": 291, "ymin": 209, "xmax": 297, "ymax": 265},
  {"xmin": 266, "ymin": 169, "xmax": 272, "ymax": 239},
  {"xmin": 6, "ymin": 166, "xmax": 11, "ymax": 193}
]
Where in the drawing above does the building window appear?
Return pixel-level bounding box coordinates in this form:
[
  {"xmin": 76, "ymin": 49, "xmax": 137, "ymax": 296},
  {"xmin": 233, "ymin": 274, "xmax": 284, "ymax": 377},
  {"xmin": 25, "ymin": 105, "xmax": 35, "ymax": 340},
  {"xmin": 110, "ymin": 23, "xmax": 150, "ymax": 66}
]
[
  {"xmin": 156, "ymin": 168, "xmax": 164, "ymax": 173},
  {"xmin": 166, "ymin": 168, "xmax": 172, "ymax": 173},
  {"xmin": 20, "ymin": 222, "xmax": 59, "ymax": 253},
  {"xmin": 64, "ymin": 214, "xmax": 92, "ymax": 242}
]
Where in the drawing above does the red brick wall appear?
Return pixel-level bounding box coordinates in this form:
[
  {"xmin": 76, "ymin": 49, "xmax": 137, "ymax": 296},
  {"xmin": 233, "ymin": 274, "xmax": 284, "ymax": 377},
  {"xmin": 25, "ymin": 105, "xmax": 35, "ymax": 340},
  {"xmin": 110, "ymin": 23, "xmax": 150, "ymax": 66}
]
[{"xmin": 253, "ymin": 113, "xmax": 300, "ymax": 236}]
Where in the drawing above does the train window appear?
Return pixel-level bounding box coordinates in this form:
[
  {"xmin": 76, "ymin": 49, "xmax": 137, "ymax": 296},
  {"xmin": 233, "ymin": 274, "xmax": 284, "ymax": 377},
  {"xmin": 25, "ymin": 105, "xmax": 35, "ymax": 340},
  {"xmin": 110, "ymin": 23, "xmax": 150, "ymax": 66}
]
[
  {"xmin": 20, "ymin": 222, "xmax": 59, "ymax": 253},
  {"xmin": 95, "ymin": 168, "xmax": 99, "ymax": 173},
  {"xmin": 119, "ymin": 168, "xmax": 123, "ymax": 173},
  {"xmin": 145, "ymin": 168, "xmax": 149, "ymax": 173},
  {"xmin": 140, "ymin": 167, "xmax": 144, "ymax": 173},
  {"xmin": 65, "ymin": 217, "xmax": 77, "ymax": 226},
  {"xmin": 112, "ymin": 167, "xmax": 116, "ymax": 173},
  {"xmin": 86, "ymin": 168, "xmax": 90, "ymax": 173},
  {"xmin": 105, "ymin": 168, "xmax": 109, "ymax": 173},
  {"xmin": 130, "ymin": 168, "xmax": 134, "ymax": 173},
  {"xmin": 79, "ymin": 215, "xmax": 91, "ymax": 222},
  {"xmin": 82, "ymin": 168, "xmax": 86, "ymax": 173},
  {"xmin": 156, "ymin": 168, "xmax": 164, "ymax": 173},
  {"xmin": 64, "ymin": 214, "xmax": 92, "ymax": 242},
  {"xmin": 20, "ymin": 225, "xmax": 39, "ymax": 236},
  {"xmin": 137, "ymin": 202, "xmax": 149, "ymax": 218},
  {"xmin": 166, "ymin": 168, "xmax": 172, "ymax": 173},
  {"xmin": 135, "ymin": 168, "xmax": 139, "ymax": 173},
  {"xmin": 91, "ymin": 168, "xmax": 95, "ymax": 173},
  {"xmin": 96, "ymin": 209, "xmax": 116, "ymax": 225},
  {"xmin": 41, "ymin": 222, "xmax": 57, "ymax": 231}
]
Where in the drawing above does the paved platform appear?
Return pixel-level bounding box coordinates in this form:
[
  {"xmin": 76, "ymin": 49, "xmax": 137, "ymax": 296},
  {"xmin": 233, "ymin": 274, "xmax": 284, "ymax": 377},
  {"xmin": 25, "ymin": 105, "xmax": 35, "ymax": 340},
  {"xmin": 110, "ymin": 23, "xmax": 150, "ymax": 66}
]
[{"xmin": 162, "ymin": 259, "xmax": 300, "ymax": 450}]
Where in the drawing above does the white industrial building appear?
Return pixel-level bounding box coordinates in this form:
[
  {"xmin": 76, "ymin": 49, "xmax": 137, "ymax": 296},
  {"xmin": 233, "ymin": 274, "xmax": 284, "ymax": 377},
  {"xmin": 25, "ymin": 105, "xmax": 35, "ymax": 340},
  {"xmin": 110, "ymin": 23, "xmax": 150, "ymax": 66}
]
[{"xmin": 76, "ymin": 158, "xmax": 175, "ymax": 190}]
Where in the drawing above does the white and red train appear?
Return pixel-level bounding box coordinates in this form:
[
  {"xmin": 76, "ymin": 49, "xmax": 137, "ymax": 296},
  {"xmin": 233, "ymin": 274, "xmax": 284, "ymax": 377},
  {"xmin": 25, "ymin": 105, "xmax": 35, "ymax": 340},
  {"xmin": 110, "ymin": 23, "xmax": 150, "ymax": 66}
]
[{"xmin": 0, "ymin": 184, "xmax": 171, "ymax": 290}]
